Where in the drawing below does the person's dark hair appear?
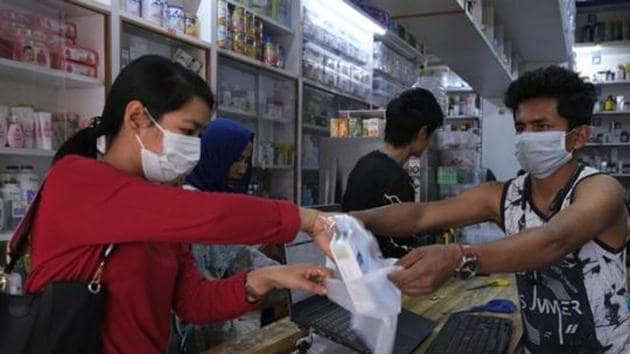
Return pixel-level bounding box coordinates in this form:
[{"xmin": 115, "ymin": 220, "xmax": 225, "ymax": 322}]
[
  {"xmin": 54, "ymin": 55, "xmax": 214, "ymax": 163},
  {"xmin": 504, "ymin": 66, "xmax": 596, "ymax": 129},
  {"xmin": 385, "ymin": 88, "xmax": 444, "ymax": 147}
]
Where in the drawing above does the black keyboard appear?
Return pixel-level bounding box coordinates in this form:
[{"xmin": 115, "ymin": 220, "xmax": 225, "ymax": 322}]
[
  {"xmin": 426, "ymin": 313, "xmax": 512, "ymax": 354},
  {"xmin": 291, "ymin": 296, "xmax": 370, "ymax": 352}
]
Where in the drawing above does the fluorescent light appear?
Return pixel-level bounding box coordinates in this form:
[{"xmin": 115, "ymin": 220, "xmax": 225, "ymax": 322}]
[{"xmin": 305, "ymin": 0, "xmax": 386, "ymax": 36}]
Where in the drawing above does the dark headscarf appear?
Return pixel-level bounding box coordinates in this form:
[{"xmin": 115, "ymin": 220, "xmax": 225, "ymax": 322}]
[{"xmin": 185, "ymin": 118, "xmax": 254, "ymax": 193}]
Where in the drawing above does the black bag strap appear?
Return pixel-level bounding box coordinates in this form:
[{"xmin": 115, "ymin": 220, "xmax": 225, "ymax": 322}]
[{"xmin": 4, "ymin": 181, "xmax": 114, "ymax": 293}]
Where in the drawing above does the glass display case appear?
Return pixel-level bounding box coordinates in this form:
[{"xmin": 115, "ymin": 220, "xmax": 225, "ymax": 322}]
[
  {"xmin": 300, "ymin": 84, "xmax": 369, "ymax": 206},
  {"xmin": 217, "ymin": 56, "xmax": 297, "ymax": 201},
  {"xmin": 0, "ymin": 0, "xmax": 109, "ymax": 240}
]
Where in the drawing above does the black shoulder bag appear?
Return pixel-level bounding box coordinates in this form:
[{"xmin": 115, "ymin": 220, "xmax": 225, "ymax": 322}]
[{"xmin": 0, "ymin": 190, "xmax": 113, "ymax": 354}]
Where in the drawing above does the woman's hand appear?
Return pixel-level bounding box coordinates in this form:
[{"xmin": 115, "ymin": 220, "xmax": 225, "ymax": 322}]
[
  {"xmin": 300, "ymin": 208, "xmax": 335, "ymax": 258},
  {"xmin": 245, "ymin": 264, "xmax": 333, "ymax": 300}
]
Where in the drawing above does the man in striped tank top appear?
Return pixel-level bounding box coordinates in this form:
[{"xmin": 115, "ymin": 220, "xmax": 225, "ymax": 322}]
[{"xmin": 353, "ymin": 66, "xmax": 630, "ymax": 353}]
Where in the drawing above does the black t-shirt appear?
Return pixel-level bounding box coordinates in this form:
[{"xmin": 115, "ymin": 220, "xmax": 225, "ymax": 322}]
[{"xmin": 342, "ymin": 150, "xmax": 416, "ymax": 258}]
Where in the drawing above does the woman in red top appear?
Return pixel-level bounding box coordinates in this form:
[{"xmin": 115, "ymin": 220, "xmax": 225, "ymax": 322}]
[{"xmin": 24, "ymin": 55, "xmax": 332, "ymax": 354}]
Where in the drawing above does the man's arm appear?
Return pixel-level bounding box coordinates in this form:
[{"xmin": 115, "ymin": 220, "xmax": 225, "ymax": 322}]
[
  {"xmin": 390, "ymin": 175, "xmax": 628, "ymax": 294},
  {"xmin": 352, "ymin": 182, "xmax": 504, "ymax": 236},
  {"xmin": 472, "ymin": 174, "xmax": 626, "ymax": 273}
]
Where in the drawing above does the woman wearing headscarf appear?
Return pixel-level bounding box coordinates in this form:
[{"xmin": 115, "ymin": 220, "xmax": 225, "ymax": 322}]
[{"xmin": 172, "ymin": 118, "xmax": 294, "ymax": 353}]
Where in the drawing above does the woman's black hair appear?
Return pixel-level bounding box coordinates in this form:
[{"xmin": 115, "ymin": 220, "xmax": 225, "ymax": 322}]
[{"xmin": 53, "ymin": 55, "xmax": 214, "ymax": 163}]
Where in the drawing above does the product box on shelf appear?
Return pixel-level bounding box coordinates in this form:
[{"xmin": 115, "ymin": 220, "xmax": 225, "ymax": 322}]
[
  {"xmin": 52, "ymin": 44, "xmax": 99, "ymax": 67},
  {"xmin": 12, "ymin": 38, "xmax": 51, "ymax": 68},
  {"xmin": 58, "ymin": 59, "xmax": 97, "ymax": 77}
]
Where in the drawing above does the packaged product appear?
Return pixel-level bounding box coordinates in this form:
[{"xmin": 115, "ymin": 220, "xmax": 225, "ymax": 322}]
[
  {"xmin": 59, "ymin": 59, "xmax": 97, "ymax": 77},
  {"xmin": 52, "ymin": 44, "xmax": 99, "ymax": 66},
  {"xmin": 13, "ymin": 38, "xmax": 50, "ymax": 67},
  {"xmin": 165, "ymin": 5, "xmax": 185, "ymax": 33},
  {"xmin": 141, "ymin": 0, "xmax": 165, "ymax": 26}
]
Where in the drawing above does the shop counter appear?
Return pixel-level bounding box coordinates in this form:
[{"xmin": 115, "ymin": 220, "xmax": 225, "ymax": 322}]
[{"xmin": 204, "ymin": 274, "xmax": 523, "ymax": 353}]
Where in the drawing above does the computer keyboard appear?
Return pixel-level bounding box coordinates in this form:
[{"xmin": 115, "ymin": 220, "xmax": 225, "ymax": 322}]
[{"xmin": 426, "ymin": 313, "xmax": 512, "ymax": 354}]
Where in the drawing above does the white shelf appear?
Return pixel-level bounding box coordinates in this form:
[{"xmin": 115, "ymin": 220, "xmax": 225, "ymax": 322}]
[
  {"xmin": 0, "ymin": 231, "xmax": 11, "ymax": 242},
  {"xmin": 493, "ymin": 0, "xmax": 571, "ymax": 62},
  {"xmin": 218, "ymin": 48, "xmax": 298, "ymax": 79},
  {"xmin": 611, "ymin": 173, "xmax": 630, "ymax": 178},
  {"xmin": 446, "ymin": 115, "xmax": 479, "ymax": 120},
  {"xmin": 254, "ymin": 165, "xmax": 293, "ymax": 171},
  {"xmin": 370, "ymin": 0, "xmax": 513, "ymax": 97},
  {"xmin": 218, "ymin": 105, "xmax": 257, "ymax": 119},
  {"xmin": 260, "ymin": 116, "xmax": 293, "ymax": 124},
  {"xmin": 593, "ymin": 111, "xmax": 630, "ymax": 116},
  {"xmin": 120, "ymin": 13, "xmax": 211, "ymax": 50},
  {"xmin": 225, "ymin": 0, "xmax": 293, "ymax": 36},
  {"xmin": 374, "ymin": 30, "xmax": 423, "ymax": 61},
  {"xmin": 574, "ymin": 40, "xmax": 630, "ymax": 54},
  {"xmin": 0, "ymin": 147, "xmax": 56, "ymax": 157},
  {"xmin": 585, "ymin": 143, "xmax": 630, "ymax": 147},
  {"xmin": 302, "ymin": 78, "xmax": 371, "ymax": 105},
  {"xmin": 0, "ymin": 58, "xmax": 103, "ymax": 89},
  {"xmin": 303, "ymin": 124, "xmax": 329, "ymax": 134},
  {"xmin": 67, "ymin": 0, "xmax": 111, "ymax": 13},
  {"xmin": 446, "ymin": 87, "xmax": 475, "ymax": 93},
  {"xmin": 593, "ymin": 80, "xmax": 630, "ymax": 87}
]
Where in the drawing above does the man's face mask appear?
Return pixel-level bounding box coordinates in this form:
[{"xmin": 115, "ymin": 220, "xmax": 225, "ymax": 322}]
[
  {"xmin": 135, "ymin": 109, "xmax": 201, "ymax": 183},
  {"xmin": 514, "ymin": 130, "xmax": 575, "ymax": 179}
]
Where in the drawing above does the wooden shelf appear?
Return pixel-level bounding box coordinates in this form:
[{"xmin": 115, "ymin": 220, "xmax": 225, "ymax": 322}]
[
  {"xmin": 218, "ymin": 48, "xmax": 298, "ymax": 79},
  {"xmin": 0, "ymin": 58, "xmax": 103, "ymax": 89},
  {"xmin": 120, "ymin": 13, "xmax": 211, "ymax": 50},
  {"xmin": 225, "ymin": 0, "xmax": 294, "ymax": 36},
  {"xmin": 302, "ymin": 78, "xmax": 371, "ymax": 105},
  {"xmin": 303, "ymin": 124, "xmax": 329, "ymax": 134},
  {"xmin": 0, "ymin": 147, "xmax": 56, "ymax": 157}
]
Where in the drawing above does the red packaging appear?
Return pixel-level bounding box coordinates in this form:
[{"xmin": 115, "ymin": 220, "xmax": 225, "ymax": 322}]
[
  {"xmin": 61, "ymin": 59, "xmax": 97, "ymax": 77},
  {"xmin": 13, "ymin": 38, "xmax": 50, "ymax": 68},
  {"xmin": 56, "ymin": 44, "xmax": 98, "ymax": 66},
  {"xmin": 32, "ymin": 15, "xmax": 77, "ymax": 40},
  {"xmin": 0, "ymin": 9, "xmax": 32, "ymax": 26}
]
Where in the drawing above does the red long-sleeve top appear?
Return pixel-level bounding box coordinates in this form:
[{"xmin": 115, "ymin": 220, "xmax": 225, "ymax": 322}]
[{"xmin": 24, "ymin": 155, "xmax": 300, "ymax": 354}]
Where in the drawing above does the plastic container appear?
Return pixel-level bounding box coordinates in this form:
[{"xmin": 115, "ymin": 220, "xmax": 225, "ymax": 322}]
[
  {"xmin": 1, "ymin": 179, "xmax": 23, "ymax": 230},
  {"xmin": 165, "ymin": 5, "xmax": 184, "ymax": 33},
  {"xmin": 7, "ymin": 122, "xmax": 24, "ymax": 148},
  {"xmin": 123, "ymin": 0, "xmax": 141, "ymax": 17},
  {"xmin": 0, "ymin": 105, "xmax": 8, "ymax": 147},
  {"xmin": 141, "ymin": 0, "xmax": 165, "ymax": 26},
  {"xmin": 17, "ymin": 165, "xmax": 39, "ymax": 205}
]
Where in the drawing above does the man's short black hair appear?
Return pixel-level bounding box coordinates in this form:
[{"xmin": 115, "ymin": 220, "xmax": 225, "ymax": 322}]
[
  {"xmin": 385, "ymin": 88, "xmax": 444, "ymax": 147},
  {"xmin": 504, "ymin": 66, "xmax": 596, "ymax": 129}
]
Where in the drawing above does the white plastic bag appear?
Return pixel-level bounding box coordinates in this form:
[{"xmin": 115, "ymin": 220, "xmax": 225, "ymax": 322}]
[{"xmin": 324, "ymin": 215, "xmax": 402, "ymax": 354}]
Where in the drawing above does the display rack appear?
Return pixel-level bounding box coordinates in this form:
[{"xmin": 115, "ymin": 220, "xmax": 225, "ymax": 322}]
[{"xmin": 0, "ymin": 0, "xmax": 110, "ymax": 241}]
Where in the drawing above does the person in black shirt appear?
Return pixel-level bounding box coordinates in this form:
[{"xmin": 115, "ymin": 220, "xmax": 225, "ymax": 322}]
[{"xmin": 342, "ymin": 88, "xmax": 444, "ymax": 258}]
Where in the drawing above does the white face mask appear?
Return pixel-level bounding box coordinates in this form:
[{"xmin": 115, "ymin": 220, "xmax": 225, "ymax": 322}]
[
  {"xmin": 135, "ymin": 109, "xmax": 200, "ymax": 183},
  {"xmin": 514, "ymin": 130, "xmax": 574, "ymax": 179}
]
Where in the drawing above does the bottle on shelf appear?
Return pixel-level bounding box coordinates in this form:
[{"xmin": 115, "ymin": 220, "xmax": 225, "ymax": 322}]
[
  {"xmin": 604, "ymin": 95, "xmax": 616, "ymax": 111},
  {"xmin": 17, "ymin": 165, "xmax": 39, "ymax": 206},
  {"xmin": 1, "ymin": 176, "xmax": 23, "ymax": 230}
]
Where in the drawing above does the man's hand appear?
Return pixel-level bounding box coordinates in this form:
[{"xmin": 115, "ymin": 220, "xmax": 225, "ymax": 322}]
[{"xmin": 388, "ymin": 244, "xmax": 462, "ymax": 295}]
